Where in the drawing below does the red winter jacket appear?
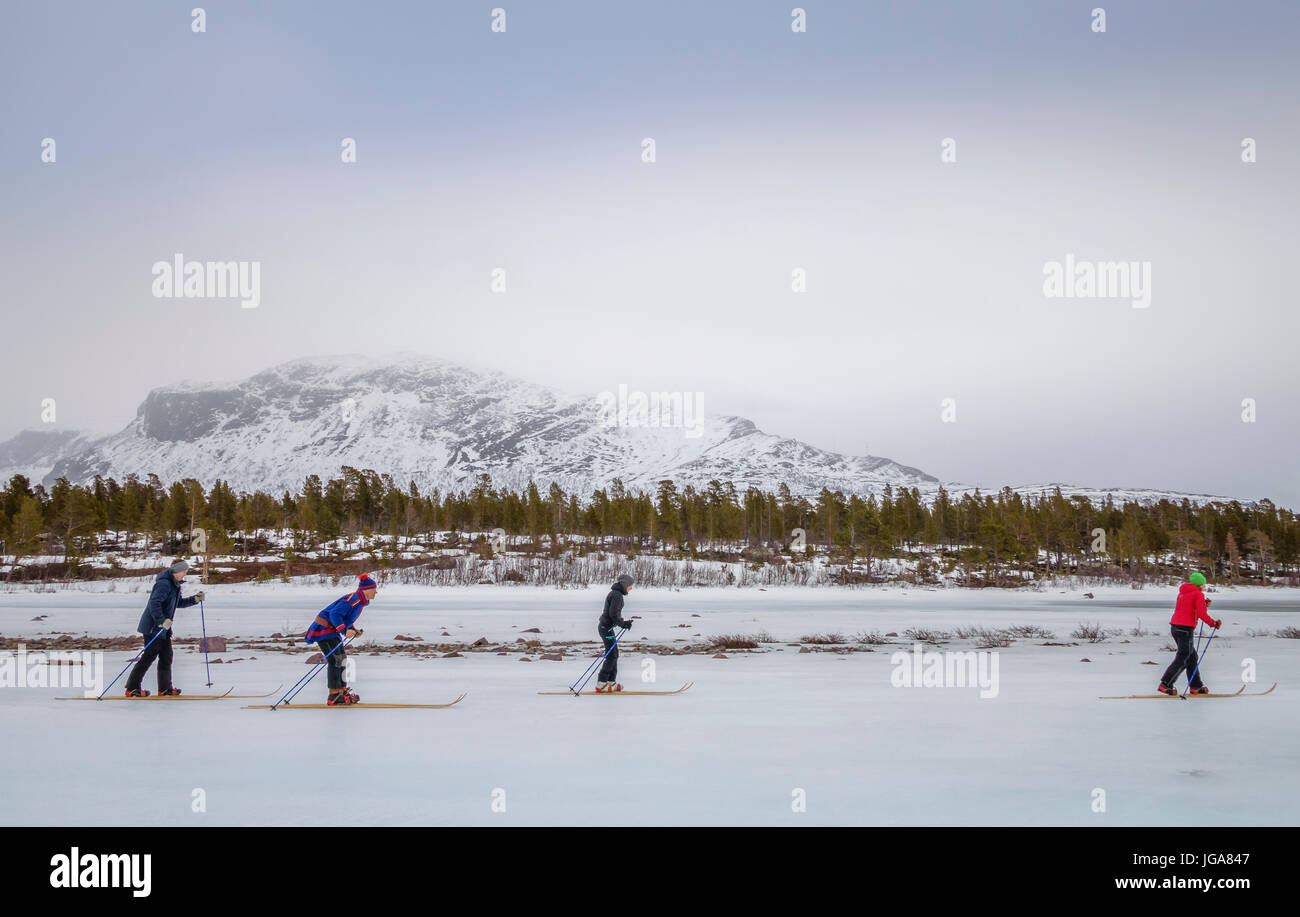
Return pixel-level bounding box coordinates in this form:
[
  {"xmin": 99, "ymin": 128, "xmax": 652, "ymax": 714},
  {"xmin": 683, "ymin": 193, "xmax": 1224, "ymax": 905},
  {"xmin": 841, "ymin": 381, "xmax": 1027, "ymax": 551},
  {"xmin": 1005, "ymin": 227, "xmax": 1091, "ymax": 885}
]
[{"xmin": 1170, "ymin": 583, "xmax": 1216, "ymax": 627}]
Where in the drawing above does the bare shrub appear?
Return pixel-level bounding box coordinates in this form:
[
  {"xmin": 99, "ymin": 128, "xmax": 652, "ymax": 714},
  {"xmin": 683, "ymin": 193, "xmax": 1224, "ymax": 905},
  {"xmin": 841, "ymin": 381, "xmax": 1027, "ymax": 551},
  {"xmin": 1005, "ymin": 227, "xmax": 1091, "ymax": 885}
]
[
  {"xmin": 1003, "ymin": 624, "xmax": 1054, "ymax": 640},
  {"xmin": 711, "ymin": 633, "xmax": 762, "ymax": 650},
  {"xmin": 1071, "ymin": 622, "xmax": 1120, "ymax": 643},
  {"xmin": 972, "ymin": 627, "xmax": 1013, "ymax": 648},
  {"xmin": 799, "ymin": 632, "xmax": 846, "ymax": 644},
  {"xmin": 903, "ymin": 627, "xmax": 952, "ymax": 644}
]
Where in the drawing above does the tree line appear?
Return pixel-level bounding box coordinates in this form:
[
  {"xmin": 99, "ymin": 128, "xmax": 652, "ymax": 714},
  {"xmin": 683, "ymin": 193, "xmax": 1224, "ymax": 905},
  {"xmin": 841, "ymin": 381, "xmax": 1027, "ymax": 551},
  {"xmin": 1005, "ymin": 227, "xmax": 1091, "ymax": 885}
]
[{"xmin": 1, "ymin": 468, "xmax": 1296, "ymax": 584}]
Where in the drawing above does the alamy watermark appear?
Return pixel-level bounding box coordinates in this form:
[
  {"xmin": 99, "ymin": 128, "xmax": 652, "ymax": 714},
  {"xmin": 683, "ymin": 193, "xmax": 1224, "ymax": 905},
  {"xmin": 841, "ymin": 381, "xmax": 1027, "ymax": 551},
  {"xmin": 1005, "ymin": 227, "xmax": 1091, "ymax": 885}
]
[
  {"xmin": 1043, "ymin": 254, "xmax": 1150, "ymax": 308},
  {"xmin": 151, "ymin": 253, "xmax": 261, "ymax": 309},
  {"xmin": 890, "ymin": 643, "xmax": 1000, "ymax": 698},
  {"xmin": 0, "ymin": 645, "xmax": 104, "ymax": 696},
  {"xmin": 596, "ymin": 384, "xmax": 704, "ymax": 438},
  {"xmin": 49, "ymin": 848, "xmax": 151, "ymax": 897}
]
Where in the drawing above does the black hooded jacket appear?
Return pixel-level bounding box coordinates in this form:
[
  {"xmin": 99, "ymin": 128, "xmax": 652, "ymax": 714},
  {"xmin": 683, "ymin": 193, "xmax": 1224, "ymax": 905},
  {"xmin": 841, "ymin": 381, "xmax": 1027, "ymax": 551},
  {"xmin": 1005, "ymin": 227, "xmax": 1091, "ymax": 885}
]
[{"xmin": 598, "ymin": 582, "xmax": 630, "ymax": 635}]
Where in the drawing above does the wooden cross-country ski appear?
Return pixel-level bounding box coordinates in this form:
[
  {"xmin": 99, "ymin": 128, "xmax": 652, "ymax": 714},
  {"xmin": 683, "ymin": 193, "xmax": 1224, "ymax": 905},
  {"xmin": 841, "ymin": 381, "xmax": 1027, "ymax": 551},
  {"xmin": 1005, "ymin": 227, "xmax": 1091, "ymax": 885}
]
[
  {"xmin": 242, "ymin": 693, "xmax": 467, "ymax": 710},
  {"xmin": 1099, "ymin": 685, "xmax": 1246, "ymax": 699},
  {"xmin": 538, "ymin": 682, "xmax": 693, "ymax": 696},
  {"xmin": 56, "ymin": 684, "xmax": 284, "ymax": 701},
  {"xmin": 57, "ymin": 687, "xmax": 236, "ymax": 701}
]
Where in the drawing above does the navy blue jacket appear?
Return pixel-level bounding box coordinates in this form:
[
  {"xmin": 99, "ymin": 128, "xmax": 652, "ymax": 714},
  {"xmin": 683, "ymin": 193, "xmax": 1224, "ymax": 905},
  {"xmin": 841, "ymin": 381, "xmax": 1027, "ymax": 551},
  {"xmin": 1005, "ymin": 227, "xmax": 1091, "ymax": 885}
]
[{"xmin": 136, "ymin": 569, "xmax": 198, "ymax": 638}]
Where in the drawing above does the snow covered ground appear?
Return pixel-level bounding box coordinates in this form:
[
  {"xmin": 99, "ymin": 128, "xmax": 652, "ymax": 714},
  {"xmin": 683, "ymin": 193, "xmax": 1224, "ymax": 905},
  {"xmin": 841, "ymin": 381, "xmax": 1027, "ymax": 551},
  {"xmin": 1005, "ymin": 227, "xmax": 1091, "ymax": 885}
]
[{"xmin": 2, "ymin": 584, "xmax": 1297, "ymax": 826}]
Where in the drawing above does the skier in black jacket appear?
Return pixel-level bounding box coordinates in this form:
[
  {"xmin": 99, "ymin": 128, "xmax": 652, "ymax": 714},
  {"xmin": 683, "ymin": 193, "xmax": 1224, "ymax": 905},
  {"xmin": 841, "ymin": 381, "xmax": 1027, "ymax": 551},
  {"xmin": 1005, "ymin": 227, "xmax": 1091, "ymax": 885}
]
[
  {"xmin": 596, "ymin": 574, "xmax": 634, "ymax": 692},
  {"xmin": 125, "ymin": 559, "xmax": 205, "ymax": 696}
]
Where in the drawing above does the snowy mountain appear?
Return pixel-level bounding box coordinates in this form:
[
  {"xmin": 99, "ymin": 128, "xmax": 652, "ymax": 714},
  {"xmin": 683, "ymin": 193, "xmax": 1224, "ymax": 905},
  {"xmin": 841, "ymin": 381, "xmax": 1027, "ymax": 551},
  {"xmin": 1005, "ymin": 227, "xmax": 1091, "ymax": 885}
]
[
  {"xmin": 6, "ymin": 354, "xmax": 938, "ymax": 498},
  {"xmin": 0, "ymin": 354, "xmax": 1247, "ymax": 504},
  {"xmin": 0, "ymin": 429, "xmax": 98, "ymax": 485}
]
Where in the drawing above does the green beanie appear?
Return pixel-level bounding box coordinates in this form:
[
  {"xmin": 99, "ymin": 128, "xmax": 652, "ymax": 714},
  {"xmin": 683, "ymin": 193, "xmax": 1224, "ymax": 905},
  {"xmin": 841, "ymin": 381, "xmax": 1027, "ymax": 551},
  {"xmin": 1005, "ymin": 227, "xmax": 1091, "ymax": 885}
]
[{"xmin": 1189, "ymin": 571, "xmax": 1207, "ymax": 587}]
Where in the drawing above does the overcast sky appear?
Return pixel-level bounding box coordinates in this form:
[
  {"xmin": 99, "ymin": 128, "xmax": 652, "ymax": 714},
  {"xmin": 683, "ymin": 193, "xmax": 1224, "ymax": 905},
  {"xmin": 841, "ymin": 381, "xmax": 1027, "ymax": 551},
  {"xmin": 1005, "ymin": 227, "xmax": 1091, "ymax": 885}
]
[{"xmin": 2, "ymin": 1, "xmax": 1297, "ymax": 506}]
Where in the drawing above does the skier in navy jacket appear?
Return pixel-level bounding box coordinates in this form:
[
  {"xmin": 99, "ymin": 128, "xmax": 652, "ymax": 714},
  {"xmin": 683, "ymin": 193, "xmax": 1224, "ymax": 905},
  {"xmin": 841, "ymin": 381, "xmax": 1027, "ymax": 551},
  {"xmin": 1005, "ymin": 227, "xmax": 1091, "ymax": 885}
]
[
  {"xmin": 125, "ymin": 559, "xmax": 205, "ymax": 696},
  {"xmin": 596, "ymin": 574, "xmax": 634, "ymax": 692},
  {"xmin": 305, "ymin": 574, "xmax": 376, "ymax": 705}
]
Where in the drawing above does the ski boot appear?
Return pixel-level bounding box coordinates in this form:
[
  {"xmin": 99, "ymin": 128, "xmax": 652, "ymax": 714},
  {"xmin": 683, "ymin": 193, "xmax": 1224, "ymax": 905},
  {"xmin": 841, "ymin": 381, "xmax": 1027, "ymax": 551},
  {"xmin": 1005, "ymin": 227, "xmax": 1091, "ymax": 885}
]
[
  {"xmin": 1188, "ymin": 685, "xmax": 1209, "ymax": 695},
  {"xmin": 596, "ymin": 682, "xmax": 623, "ymax": 693},
  {"xmin": 125, "ymin": 688, "xmax": 150, "ymax": 698},
  {"xmin": 1156, "ymin": 683, "xmax": 1177, "ymax": 696},
  {"xmin": 595, "ymin": 681, "xmax": 610, "ymax": 693},
  {"xmin": 327, "ymin": 690, "xmax": 357, "ymax": 706},
  {"xmin": 158, "ymin": 687, "xmax": 182, "ymax": 696},
  {"xmin": 340, "ymin": 684, "xmax": 360, "ymax": 703}
]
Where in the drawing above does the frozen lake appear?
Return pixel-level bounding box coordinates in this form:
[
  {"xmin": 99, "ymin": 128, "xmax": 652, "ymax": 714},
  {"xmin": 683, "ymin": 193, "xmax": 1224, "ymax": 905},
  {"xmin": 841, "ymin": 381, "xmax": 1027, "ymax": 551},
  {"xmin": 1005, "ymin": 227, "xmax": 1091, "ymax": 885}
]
[{"xmin": 2, "ymin": 583, "xmax": 1297, "ymax": 826}]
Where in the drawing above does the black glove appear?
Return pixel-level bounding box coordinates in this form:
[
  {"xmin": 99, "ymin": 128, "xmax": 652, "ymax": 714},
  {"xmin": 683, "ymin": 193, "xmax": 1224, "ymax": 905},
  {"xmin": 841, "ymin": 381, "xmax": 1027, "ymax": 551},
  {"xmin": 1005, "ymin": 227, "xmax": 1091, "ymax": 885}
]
[{"xmin": 623, "ymin": 621, "xmax": 633, "ymax": 631}]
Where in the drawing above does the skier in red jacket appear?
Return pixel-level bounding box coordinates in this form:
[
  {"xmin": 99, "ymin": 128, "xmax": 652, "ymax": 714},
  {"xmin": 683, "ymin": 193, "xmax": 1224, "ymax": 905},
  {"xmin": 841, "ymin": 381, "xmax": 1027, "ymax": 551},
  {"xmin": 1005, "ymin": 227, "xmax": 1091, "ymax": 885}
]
[{"xmin": 1158, "ymin": 572, "xmax": 1221, "ymax": 695}]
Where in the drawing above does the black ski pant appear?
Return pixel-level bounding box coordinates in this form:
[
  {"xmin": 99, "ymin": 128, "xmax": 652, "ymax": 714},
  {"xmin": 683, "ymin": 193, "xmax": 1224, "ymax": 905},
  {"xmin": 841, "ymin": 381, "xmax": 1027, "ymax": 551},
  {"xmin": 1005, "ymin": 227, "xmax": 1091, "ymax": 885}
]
[
  {"xmin": 318, "ymin": 636, "xmax": 347, "ymax": 690},
  {"xmin": 1161, "ymin": 624, "xmax": 1205, "ymax": 689},
  {"xmin": 126, "ymin": 629, "xmax": 173, "ymax": 693},
  {"xmin": 598, "ymin": 630, "xmax": 619, "ymax": 683}
]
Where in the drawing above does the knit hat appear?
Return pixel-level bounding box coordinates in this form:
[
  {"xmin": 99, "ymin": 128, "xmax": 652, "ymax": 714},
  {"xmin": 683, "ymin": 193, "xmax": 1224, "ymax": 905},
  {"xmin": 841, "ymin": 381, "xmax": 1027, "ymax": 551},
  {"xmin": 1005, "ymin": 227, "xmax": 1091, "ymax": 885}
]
[
  {"xmin": 358, "ymin": 574, "xmax": 377, "ymax": 592},
  {"xmin": 1189, "ymin": 571, "xmax": 1207, "ymax": 587},
  {"xmin": 616, "ymin": 574, "xmax": 634, "ymax": 589},
  {"xmin": 169, "ymin": 560, "xmax": 190, "ymax": 575}
]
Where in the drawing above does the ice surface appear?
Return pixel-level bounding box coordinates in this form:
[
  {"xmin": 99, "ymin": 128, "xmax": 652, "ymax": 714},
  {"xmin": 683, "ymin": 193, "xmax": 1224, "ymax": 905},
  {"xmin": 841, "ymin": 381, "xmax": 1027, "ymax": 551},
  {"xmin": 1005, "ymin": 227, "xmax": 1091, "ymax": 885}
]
[{"xmin": 2, "ymin": 584, "xmax": 1296, "ymax": 826}]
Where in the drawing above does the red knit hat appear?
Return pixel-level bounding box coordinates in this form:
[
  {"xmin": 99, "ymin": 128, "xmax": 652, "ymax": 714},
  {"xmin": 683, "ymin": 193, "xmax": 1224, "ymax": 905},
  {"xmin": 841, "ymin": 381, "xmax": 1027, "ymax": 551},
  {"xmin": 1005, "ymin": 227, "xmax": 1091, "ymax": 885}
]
[{"xmin": 358, "ymin": 574, "xmax": 377, "ymax": 591}]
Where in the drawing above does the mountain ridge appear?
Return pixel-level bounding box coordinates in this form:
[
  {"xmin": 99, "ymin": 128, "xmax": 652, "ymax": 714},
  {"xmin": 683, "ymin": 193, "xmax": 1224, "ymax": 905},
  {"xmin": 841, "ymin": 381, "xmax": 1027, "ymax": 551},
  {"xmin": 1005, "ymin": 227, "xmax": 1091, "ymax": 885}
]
[{"xmin": 0, "ymin": 354, "xmax": 1248, "ymax": 506}]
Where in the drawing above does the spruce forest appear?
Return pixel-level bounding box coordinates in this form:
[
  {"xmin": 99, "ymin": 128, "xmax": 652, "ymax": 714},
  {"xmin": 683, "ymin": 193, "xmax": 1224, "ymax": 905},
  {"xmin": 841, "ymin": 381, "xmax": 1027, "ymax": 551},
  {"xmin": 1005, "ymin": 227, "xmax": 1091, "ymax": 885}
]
[{"xmin": 1, "ymin": 469, "xmax": 1295, "ymax": 587}]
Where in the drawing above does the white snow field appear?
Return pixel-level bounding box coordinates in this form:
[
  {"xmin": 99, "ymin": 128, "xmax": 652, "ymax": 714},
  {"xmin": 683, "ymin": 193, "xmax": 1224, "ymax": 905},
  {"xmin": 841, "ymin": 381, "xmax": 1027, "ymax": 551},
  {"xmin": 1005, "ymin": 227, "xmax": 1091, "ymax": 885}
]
[{"xmin": 2, "ymin": 584, "xmax": 1297, "ymax": 826}]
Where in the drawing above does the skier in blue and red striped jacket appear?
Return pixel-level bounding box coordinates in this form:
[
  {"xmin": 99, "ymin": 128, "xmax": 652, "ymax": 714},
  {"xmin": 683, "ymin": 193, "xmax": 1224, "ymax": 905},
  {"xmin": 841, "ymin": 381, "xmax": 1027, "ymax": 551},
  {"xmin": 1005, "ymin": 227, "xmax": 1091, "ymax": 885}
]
[{"xmin": 305, "ymin": 574, "xmax": 376, "ymax": 706}]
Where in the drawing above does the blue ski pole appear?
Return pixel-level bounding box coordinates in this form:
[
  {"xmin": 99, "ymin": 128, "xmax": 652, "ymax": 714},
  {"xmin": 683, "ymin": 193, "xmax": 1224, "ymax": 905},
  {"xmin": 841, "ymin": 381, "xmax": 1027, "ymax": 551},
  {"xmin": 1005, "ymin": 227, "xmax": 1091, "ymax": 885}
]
[
  {"xmin": 568, "ymin": 633, "xmax": 616, "ymax": 692},
  {"xmin": 273, "ymin": 636, "xmax": 354, "ymax": 709},
  {"xmin": 1181, "ymin": 626, "xmax": 1218, "ymax": 698},
  {"xmin": 283, "ymin": 635, "xmax": 356, "ymax": 705},
  {"xmin": 199, "ymin": 599, "xmax": 212, "ymax": 687},
  {"xmin": 571, "ymin": 627, "xmax": 627, "ymax": 695},
  {"xmin": 99, "ymin": 626, "xmax": 169, "ymax": 699}
]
